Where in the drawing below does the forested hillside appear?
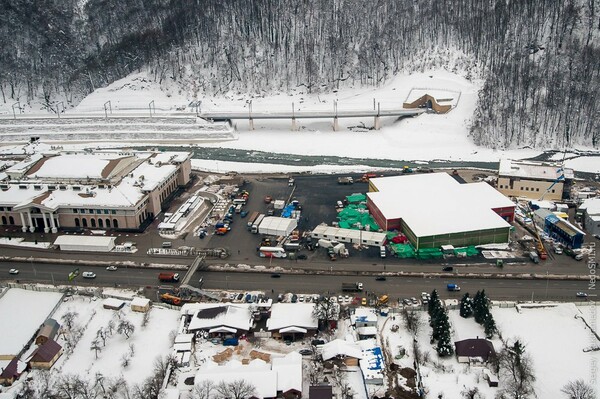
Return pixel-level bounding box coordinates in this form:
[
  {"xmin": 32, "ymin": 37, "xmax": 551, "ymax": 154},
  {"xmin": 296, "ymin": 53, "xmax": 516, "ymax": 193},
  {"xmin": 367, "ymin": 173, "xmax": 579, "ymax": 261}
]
[{"xmin": 0, "ymin": 0, "xmax": 598, "ymax": 148}]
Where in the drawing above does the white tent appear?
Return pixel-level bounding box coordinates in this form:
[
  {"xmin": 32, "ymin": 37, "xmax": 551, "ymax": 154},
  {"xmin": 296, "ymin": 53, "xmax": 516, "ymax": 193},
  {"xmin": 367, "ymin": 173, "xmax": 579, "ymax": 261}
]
[
  {"xmin": 258, "ymin": 217, "xmax": 297, "ymax": 236},
  {"xmin": 53, "ymin": 235, "xmax": 116, "ymax": 252}
]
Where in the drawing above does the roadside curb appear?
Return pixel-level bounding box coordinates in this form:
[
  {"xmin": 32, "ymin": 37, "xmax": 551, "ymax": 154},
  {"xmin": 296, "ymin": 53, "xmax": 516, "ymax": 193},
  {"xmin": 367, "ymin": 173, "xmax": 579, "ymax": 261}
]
[{"xmin": 1, "ymin": 256, "xmax": 189, "ymax": 270}]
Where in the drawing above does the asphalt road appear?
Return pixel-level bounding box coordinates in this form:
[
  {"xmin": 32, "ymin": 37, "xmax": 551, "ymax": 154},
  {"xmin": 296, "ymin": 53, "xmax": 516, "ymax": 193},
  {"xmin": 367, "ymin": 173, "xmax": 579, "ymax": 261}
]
[{"xmin": 1, "ymin": 262, "xmax": 593, "ymax": 302}]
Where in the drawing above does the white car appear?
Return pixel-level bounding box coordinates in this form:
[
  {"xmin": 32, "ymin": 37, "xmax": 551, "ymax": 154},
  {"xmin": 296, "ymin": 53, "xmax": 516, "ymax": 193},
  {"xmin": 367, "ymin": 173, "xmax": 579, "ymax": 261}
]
[
  {"xmin": 82, "ymin": 272, "xmax": 96, "ymax": 279},
  {"xmin": 9, "ymin": 269, "xmax": 19, "ymax": 275},
  {"xmin": 106, "ymin": 265, "xmax": 118, "ymax": 271}
]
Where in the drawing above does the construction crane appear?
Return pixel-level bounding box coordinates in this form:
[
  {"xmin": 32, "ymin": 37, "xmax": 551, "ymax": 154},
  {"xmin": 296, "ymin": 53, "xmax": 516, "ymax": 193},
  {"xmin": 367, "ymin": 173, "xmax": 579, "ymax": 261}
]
[{"xmin": 527, "ymin": 203, "xmax": 548, "ymax": 260}]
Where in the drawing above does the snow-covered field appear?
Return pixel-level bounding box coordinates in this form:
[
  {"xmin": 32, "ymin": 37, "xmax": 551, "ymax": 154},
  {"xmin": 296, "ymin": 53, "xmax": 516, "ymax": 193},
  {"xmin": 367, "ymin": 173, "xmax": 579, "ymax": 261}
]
[
  {"xmin": 2, "ymin": 69, "xmax": 599, "ymax": 174},
  {"xmin": 381, "ymin": 302, "xmax": 600, "ymax": 399},
  {"xmin": 1, "ymin": 286, "xmax": 598, "ymax": 398}
]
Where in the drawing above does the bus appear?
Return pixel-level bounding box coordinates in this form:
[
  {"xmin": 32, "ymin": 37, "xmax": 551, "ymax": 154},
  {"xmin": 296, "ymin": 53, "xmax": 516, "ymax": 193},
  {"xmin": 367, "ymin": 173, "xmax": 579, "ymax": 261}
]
[
  {"xmin": 251, "ymin": 214, "xmax": 265, "ymax": 234},
  {"xmin": 258, "ymin": 246, "xmax": 287, "ymax": 258}
]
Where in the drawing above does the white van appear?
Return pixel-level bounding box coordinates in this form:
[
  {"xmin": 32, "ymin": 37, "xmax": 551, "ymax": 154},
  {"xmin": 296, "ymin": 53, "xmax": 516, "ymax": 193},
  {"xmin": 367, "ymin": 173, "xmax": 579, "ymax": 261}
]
[{"xmin": 379, "ymin": 246, "xmax": 386, "ymax": 258}]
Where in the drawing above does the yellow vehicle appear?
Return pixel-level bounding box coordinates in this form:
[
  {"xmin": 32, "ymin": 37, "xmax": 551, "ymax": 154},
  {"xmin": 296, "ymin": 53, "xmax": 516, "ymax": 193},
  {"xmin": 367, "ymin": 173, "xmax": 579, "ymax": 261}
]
[{"xmin": 377, "ymin": 295, "xmax": 389, "ymax": 306}]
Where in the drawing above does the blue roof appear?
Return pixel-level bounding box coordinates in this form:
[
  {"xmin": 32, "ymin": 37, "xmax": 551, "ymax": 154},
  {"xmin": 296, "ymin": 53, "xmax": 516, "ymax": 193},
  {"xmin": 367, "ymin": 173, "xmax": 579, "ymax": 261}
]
[{"xmin": 363, "ymin": 346, "xmax": 383, "ymax": 371}]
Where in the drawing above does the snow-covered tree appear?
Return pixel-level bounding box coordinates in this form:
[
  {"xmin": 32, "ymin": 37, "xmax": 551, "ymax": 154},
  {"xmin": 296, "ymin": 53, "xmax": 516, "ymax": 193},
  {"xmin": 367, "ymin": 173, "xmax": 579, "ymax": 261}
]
[{"xmin": 459, "ymin": 293, "xmax": 473, "ymax": 318}]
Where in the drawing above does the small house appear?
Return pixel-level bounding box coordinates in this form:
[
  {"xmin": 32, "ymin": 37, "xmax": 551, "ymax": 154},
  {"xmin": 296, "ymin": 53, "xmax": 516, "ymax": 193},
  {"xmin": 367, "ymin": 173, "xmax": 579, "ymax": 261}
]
[
  {"xmin": 309, "ymin": 385, "xmax": 333, "ymax": 399},
  {"xmin": 454, "ymin": 338, "xmax": 496, "ymax": 364},
  {"xmin": 103, "ymin": 298, "xmax": 126, "ymax": 310},
  {"xmin": 28, "ymin": 339, "xmax": 63, "ymax": 369},
  {"xmin": 0, "ymin": 358, "xmax": 25, "ymax": 386},
  {"xmin": 131, "ymin": 297, "xmax": 151, "ymax": 313},
  {"xmin": 321, "ymin": 339, "xmax": 362, "ymax": 367},
  {"xmin": 35, "ymin": 318, "xmax": 61, "ymax": 345}
]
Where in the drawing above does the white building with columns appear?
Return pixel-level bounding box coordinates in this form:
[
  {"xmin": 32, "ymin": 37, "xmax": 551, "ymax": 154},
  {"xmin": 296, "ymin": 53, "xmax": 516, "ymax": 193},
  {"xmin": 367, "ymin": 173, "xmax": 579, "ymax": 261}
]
[{"xmin": 0, "ymin": 149, "xmax": 192, "ymax": 233}]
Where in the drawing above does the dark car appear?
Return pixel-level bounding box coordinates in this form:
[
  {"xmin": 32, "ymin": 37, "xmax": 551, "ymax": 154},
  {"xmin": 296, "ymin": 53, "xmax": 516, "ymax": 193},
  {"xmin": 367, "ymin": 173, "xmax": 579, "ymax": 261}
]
[
  {"xmin": 442, "ymin": 266, "xmax": 454, "ymax": 272},
  {"xmin": 297, "ymin": 254, "xmax": 308, "ymax": 260},
  {"xmin": 299, "ymin": 349, "xmax": 313, "ymax": 356},
  {"xmin": 311, "ymin": 339, "xmax": 325, "ymax": 346},
  {"xmin": 236, "ymin": 293, "xmax": 244, "ymax": 301},
  {"xmin": 271, "ymin": 273, "xmax": 281, "ymax": 278},
  {"xmin": 375, "ymin": 276, "xmax": 386, "ymax": 281}
]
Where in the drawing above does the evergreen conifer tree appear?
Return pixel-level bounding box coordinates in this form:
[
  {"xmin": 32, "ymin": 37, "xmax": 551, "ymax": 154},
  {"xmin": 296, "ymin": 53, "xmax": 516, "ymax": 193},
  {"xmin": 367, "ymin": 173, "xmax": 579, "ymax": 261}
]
[
  {"xmin": 428, "ymin": 289, "xmax": 439, "ymax": 316},
  {"xmin": 459, "ymin": 293, "xmax": 473, "ymax": 318}
]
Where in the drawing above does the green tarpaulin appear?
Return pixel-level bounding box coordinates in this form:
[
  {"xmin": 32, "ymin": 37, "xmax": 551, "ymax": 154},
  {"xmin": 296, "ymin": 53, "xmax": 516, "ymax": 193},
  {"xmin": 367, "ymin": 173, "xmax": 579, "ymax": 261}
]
[
  {"xmin": 416, "ymin": 248, "xmax": 444, "ymax": 259},
  {"xmin": 390, "ymin": 243, "xmax": 415, "ymax": 258},
  {"xmin": 453, "ymin": 246, "xmax": 479, "ymax": 256},
  {"xmin": 337, "ymin": 205, "xmax": 379, "ymax": 231},
  {"xmin": 346, "ymin": 193, "xmax": 367, "ymax": 204}
]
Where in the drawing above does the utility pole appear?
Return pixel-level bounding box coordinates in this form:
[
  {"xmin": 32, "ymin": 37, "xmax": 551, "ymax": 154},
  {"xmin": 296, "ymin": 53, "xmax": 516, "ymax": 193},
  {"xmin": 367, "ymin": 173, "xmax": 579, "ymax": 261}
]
[
  {"xmin": 12, "ymin": 101, "xmax": 21, "ymax": 120},
  {"xmin": 104, "ymin": 100, "xmax": 112, "ymax": 119}
]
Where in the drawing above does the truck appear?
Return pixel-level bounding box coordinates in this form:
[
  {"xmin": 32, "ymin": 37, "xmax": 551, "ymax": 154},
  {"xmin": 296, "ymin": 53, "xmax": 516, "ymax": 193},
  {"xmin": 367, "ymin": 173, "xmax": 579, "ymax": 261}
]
[
  {"xmin": 251, "ymin": 214, "xmax": 265, "ymax": 234},
  {"xmin": 447, "ymin": 283, "xmax": 461, "ymax": 291},
  {"xmin": 158, "ymin": 272, "xmax": 180, "ymax": 282},
  {"xmin": 247, "ymin": 211, "xmax": 260, "ymax": 229},
  {"xmin": 342, "ymin": 282, "xmax": 363, "ymax": 292},
  {"xmin": 337, "ymin": 176, "xmax": 354, "ymax": 185}
]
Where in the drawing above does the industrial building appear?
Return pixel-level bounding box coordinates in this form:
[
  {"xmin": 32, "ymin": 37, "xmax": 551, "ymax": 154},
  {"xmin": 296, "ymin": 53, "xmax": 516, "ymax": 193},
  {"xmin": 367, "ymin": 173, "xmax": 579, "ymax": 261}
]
[
  {"xmin": 579, "ymin": 198, "xmax": 600, "ymax": 236},
  {"xmin": 367, "ymin": 173, "xmax": 515, "ymax": 249},
  {"xmin": 0, "ymin": 149, "xmax": 191, "ymax": 232},
  {"xmin": 497, "ymin": 159, "xmax": 573, "ymax": 201},
  {"xmin": 534, "ymin": 209, "xmax": 585, "ymax": 249}
]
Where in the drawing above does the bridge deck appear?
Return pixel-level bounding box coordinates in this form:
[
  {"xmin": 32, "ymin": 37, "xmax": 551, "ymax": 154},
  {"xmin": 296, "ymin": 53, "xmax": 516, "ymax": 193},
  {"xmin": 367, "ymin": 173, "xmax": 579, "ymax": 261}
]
[{"xmin": 200, "ymin": 108, "xmax": 426, "ymax": 120}]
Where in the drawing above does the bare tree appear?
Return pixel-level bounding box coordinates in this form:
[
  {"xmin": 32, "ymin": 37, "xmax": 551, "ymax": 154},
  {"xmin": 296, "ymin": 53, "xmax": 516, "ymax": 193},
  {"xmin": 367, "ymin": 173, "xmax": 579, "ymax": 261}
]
[
  {"xmin": 461, "ymin": 386, "xmax": 483, "ymax": 399},
  {"xmin": 561, "ymin": 379, "xmax": 597, "ymax": 399},
  {"xmin": 61, "ymin": 311, "xmax": 79, "ymax": 330},
  {"xmin": 497, "ymin": 340, "xmax": 536, "ymax": 399},
  {"xmin": 313, "ymin": 296, "xmax": 339, "ymax": 331},
  {"xmin": 402, "ymin": 307, "xmax": 423, "ymax": 337},
  {"xmin": 96, "ymin": 328, "xmax": 107, "ymax": 346},
  {"xmin": 192, "ymin": 380, "xmax": 216, "ymax": 399},
  {"xmin": 216, "ymin": 379, "xmax": 257, "ymax": 399},
  {"xmin": 90, "ymin": 338, "xmax": 102, "ymax": 359},
  {"xmin": 117, "ymin": 320, "xmax": 135, "ymax": 339}
]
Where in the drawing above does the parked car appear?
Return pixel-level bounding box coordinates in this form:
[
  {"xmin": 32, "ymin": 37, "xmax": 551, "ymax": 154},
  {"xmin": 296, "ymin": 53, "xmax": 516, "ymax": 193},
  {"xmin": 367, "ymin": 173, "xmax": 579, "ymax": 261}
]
[
  {"xmin": 236, "ymin": 293, "xmax": 244, "ymax": 301},
  {"xmin": 277, "ymin": 294, "xmax": 284, "ymax": 302},
  {"xmin": 361, "ymin": 297, "xmax": 367, "ymax": 306},
  {"xmin": 564, "ymin": 247, "xmax": 584, "ymax": 261},
  {"xmin": 411, "ymin": 297, "xmax": 419, "ymax": 305},
  {"xmin": 9, "ymin": 268, "xmax": 19, "ymax": 275},
  {"xmin": 299, "ymin": 349, "xmax": 313, "ymax": 356},
  {"xmin": 553, "ymin": 246, "xmax": 563, "ymax": 255},
  {"xmin": 106, "ymin": 265, "xmax": 118, "ymax": 271},
  {"xmin": 223, "ymin": 338, "xmax": 239, "ymax": 346},
  {"xmin": 311, "ymin": 339, "xmax": 325, "ymax": 346},
  {"xmin": 82, "ymin": 272, "xmax": 96, "ymax": 279},
  {"xmin": 403, "ymin": 298, "xmax": 412, "ymax": 306},
  {"xmin": 421, "ymin": 292, "xmax": 430, "ymax": 304},
  {"xmin": 291, "ymin": 294, "xmax": 298, "ymax": 303}
]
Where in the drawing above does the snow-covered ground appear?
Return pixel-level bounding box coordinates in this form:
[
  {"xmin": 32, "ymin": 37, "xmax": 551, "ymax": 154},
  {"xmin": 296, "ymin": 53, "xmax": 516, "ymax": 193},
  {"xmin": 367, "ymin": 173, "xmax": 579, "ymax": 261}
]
[
  {"xmin": 2, "ymin": 69, "xmax": 599, "ymax": 174},
  {"xmin": 381, "ymin": 302, "xmax": 600, "ymax": 399},
  {"xmin": 0, "ymin": 288, "xmax": 63, "ymax": 359}
]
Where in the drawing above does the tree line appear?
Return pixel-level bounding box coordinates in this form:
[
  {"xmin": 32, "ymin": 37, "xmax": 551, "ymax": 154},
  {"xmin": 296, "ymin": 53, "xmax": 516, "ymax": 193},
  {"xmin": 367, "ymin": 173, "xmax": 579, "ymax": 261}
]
[{"xmin": 0, "ymin": 0, "xmax": 598, "ymax": 148}]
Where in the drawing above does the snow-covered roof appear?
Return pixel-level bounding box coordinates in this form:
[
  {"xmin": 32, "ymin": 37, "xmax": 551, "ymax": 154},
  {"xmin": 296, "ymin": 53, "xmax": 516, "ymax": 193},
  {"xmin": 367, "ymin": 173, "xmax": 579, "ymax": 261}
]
[
  {"xmin": 356, "ymin": 326, "xmax": 378, "ymax": 336},
  {"xmin": 0, "ymin": 289, "xmax": 63, "ymax": 357},
  {"xmin": 272, "ymin": 352, "xmax": 303, "ymax": 394},
  {"xmin": 102, "ymin": 298, "xmax": 125, "ymax": 309},
  {"xmin": 350, "ymin": 308, "xmax": 378, "ymax": 325},
  {"xmin": 321, "ymin": 339, "xmax": 363, "ymax": 361},
  {"xmin": 267, "ymin": 303, "xmax": 317, "ymax": 331},
  {"xmin": 130, "ymin": 297, "xmax": 151, "ymax": 308},
  {"xmin": 258, "ymin": 216, "xmax": 298, "ymax": 236},
  {"xmin": 499, "ymin": 158, "xmax": 574, "ymax": 180},
  {"xmin": 187, "ymin": 304, "xmax": 253, "ymax": 332},
  {"xmin": 54, "ymin": 235, "xmax": 116, "ymax": 248},
  {"xmin": 174, "ymin": 333, "xmax": 194, "ymax": 344},
  {"xmin": 0, "ymin": 149, "xmax": 190, "ymax": 210},
  {"xmin": 358, "ymin": 339, "xmax": 384, "ymax": 381},
  {"xmin": 368, "ymin": 173, "xmax": 511, "ymax": 237},
  {"xmin": 280, "ymin": 326, "xmax": 307, "ymax": 333},
  {"xmin": 580, "ymin": 198, "xmax": 600, "ymax": 215},
  {"xmin": 194, "ymin": 359, "xmax": 277, "ymax": 399}
]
